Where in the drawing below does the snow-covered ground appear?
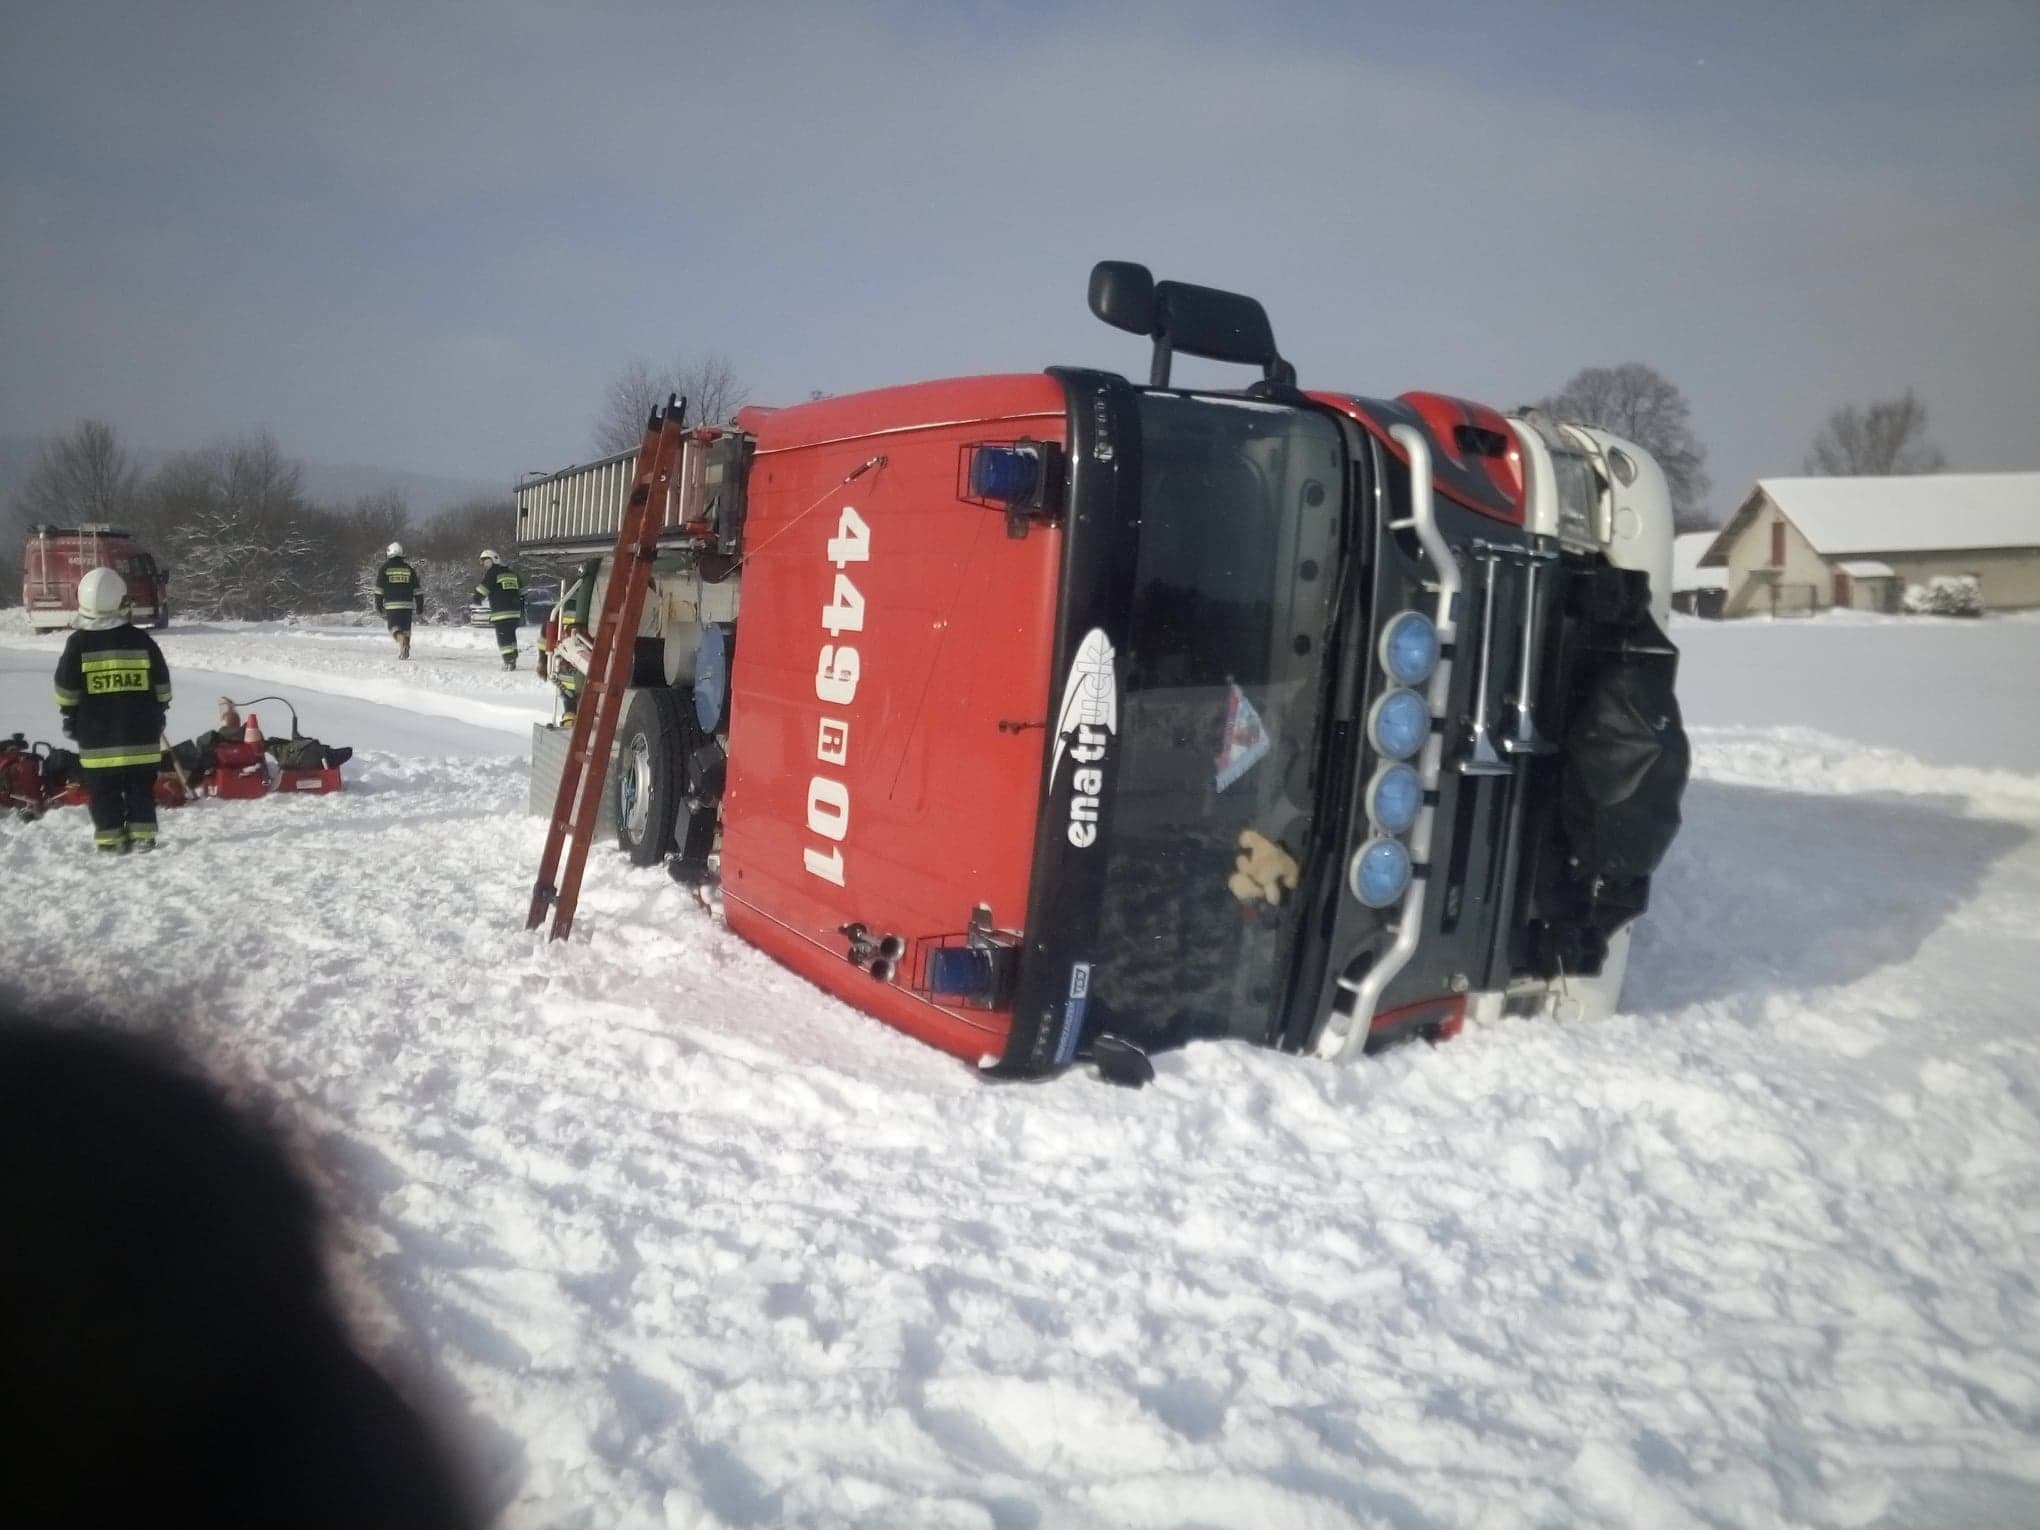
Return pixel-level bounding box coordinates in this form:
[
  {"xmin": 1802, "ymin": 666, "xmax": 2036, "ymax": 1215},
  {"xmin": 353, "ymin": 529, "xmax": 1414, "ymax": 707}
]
[{"xmin": 2, "ymin": 610, "xmax": 2037, "ymax": 1529}]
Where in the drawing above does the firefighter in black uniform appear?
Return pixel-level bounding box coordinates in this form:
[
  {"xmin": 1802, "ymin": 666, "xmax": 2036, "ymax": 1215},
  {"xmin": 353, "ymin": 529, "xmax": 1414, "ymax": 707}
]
[
  {"xmin": 475, "ymin": 550, "xmax": 522, "ymax": 670},
  {"xmin": 534, "ymin": 563, "xmax": 593, "ymax": 725},
  {"xmin": 53, "ymin": 567, "xmax": 172, "ymax": 854},
  {"xmin": 373, "ymin": 541, "xmax": 424, "ymax": 659}
]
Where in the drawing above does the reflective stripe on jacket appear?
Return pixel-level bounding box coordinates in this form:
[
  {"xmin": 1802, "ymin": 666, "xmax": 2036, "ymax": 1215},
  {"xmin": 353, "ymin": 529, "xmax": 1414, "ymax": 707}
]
[
  {"xmin": 478, "ymin": 565, "xmax": 523, "ymax": 620},
  {"xmin": 54, "ymin": 624, "xmax": 172, "ymax": 762},
  {"xmin": 376, "ymin": 558, "xmax": 419, "ymax": 612}
]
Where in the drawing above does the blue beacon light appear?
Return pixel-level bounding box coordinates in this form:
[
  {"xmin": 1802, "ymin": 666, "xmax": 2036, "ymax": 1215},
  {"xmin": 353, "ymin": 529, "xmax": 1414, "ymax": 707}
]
[{"xmin": 968, "ymin": 446, "xmax": 1041, "ymax": 505}]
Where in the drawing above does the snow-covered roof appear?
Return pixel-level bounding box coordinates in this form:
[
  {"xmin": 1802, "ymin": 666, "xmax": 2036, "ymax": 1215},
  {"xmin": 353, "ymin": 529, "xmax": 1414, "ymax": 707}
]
[
  {"xmin": 1839, "ymin": 560, "xmax": 1897, "ymax": 579},
  {"xmin": 1672, "ymin": 531, "xmax": 1729, "ymax": 590},
  {"xmin": 1703, "ymin": 472, "xmax": 2040, "ymax": 564}
]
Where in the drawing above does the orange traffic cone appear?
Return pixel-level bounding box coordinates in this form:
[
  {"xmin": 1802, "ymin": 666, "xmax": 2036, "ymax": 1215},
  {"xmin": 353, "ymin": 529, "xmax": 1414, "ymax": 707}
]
[{"xmin": 243, "ymin": 712, "xmax": 262, "ymax": 747}]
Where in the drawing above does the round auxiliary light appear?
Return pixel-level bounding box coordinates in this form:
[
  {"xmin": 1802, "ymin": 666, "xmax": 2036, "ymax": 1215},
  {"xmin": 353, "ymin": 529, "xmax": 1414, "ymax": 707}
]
[
  {"xmin": 1379, "ymin": 610, "xmax": 1440, "ymax": 688},
  {"xmin": 1368, "ymin": 687, "xmax": 1430, "ymax": 761},
  {"xmin": 1366, "ymin": 762, "xmax": 1423, "ymax": 836},
  {"xmin": 1349, "ymin": 836, "xmax": 1413, "ymax": 908}
]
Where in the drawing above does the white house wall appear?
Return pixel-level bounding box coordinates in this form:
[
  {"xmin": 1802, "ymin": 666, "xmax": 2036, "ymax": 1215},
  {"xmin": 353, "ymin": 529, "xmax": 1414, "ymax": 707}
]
[
  {"xmin": 1719, "ymin": 494, "xmax": 1831, "ymax": 615},
  {"xmin": 1866, "ymin": 548, "xmax": 2040, "ymax": 611}
]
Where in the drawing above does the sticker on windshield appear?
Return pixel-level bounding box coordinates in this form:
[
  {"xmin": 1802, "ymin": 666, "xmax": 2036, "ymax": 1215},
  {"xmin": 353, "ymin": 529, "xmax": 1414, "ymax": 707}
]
[{"xmin": 1214, "ymin": 683, "xmax": 1272, "ymax": 792}]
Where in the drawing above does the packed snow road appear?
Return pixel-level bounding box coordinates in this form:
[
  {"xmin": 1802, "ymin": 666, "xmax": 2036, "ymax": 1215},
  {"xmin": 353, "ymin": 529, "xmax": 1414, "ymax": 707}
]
[{"xmin": 2, "ymin": 611, "xmax": 2037, "ymax": 1529}]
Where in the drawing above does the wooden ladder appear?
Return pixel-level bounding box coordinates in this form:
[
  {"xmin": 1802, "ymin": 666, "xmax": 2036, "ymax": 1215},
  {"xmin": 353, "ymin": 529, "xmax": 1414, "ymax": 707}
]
[{"xmin": 526, "ymin": 396, "xmax": 687, "ymax": 940}]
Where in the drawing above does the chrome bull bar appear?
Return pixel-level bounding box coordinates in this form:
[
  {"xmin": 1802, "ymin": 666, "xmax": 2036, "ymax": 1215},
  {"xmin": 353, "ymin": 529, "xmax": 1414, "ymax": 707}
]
[{"xmin": 1316, "ymin": 424, "xmax": 1460, "ymax": 1060}]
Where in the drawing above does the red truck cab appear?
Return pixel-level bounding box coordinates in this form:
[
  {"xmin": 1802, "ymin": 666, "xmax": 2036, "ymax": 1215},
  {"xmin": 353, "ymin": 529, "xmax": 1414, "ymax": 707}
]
[
  {"xmin": 520, "ymin": 264, "xmax": 1688, "ymax": 1076},
  {"xmin": 22, "ymin": 525, "xmax": 170, "ymax": 632}
]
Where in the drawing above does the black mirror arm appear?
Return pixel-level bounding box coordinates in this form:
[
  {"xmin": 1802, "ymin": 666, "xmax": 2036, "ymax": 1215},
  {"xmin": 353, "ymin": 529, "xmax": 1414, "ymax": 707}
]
[{"xmin": 1148, "ymin": 336, "xmax": 1175, "ymax": 389}]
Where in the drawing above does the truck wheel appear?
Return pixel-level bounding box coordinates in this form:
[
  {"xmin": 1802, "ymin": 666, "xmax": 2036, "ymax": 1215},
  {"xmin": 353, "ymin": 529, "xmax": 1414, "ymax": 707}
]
[
  {"xmin": 616, "ymin": 687, "xmax": 721, "ymax": 871},
  {"xmin": 616, "ymin": 688, "xmax": 685, "ymax": 866}
]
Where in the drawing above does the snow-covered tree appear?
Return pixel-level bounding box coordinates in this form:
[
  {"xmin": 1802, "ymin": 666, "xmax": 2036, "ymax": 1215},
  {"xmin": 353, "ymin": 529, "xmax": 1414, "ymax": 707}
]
[
  {"xmin": 1902, "ymin": 574, "xmax": 1982, "ymax": 617},
  {"xmin": 146, "ymin": 432, "xmax": 318, "ymax": 620}
]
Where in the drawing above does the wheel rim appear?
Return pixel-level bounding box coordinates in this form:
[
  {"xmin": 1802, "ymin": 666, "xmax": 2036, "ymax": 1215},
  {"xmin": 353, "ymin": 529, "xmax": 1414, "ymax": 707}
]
[{"xmin": 621, "ymin": 732, "xmax": 653, "ymax": 840}]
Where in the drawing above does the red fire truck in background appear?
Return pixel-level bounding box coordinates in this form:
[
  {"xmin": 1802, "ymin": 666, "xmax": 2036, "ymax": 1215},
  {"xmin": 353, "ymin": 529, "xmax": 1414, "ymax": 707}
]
[
  {"xmin": 21, "ymin": 525, "xmax": 171, "ymax": 632},
  {"xmin": 520, "ymin": 263, "xmax": 1689, "ymax": 1075}
]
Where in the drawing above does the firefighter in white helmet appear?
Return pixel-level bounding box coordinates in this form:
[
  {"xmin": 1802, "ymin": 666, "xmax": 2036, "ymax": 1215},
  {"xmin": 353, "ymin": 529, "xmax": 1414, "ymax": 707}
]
[
  {"xmin": 474, "ymin": 549, "xmax": 523, "ymax": 670},
  {"xmin": 52, "ymin": 567, "xmax": 173, "ymax": 854},
  {"xmin": 535, "ymin": 561, "xmax": 594, "ymax": 726},
  {"xmin": 373, "ymin": 541, "xmax": 423, "ymax": 660}
]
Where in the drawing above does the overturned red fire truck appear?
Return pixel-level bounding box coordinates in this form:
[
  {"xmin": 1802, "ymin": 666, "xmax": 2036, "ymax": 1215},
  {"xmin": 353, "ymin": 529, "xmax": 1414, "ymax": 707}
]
[{"xmin": 520, "ymin": 263, "xmax": 1688, "ymax": 1074}]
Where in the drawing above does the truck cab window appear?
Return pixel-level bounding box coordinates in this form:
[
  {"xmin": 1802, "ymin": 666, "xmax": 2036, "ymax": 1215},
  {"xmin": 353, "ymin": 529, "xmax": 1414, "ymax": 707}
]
[{"xmin": 1091, "ymin": 395, "xmax": 1345, "ymax": 1048}]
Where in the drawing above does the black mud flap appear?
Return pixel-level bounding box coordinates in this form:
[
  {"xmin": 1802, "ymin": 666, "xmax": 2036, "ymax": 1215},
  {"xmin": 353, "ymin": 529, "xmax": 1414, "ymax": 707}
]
[
  {"xmin": 1526, "ymin": 568, "xmax": 1690, "ymax": 979},
  {"xmin": 1560, "ymin": 639, "xmax": 1689, "ymax": 884}
]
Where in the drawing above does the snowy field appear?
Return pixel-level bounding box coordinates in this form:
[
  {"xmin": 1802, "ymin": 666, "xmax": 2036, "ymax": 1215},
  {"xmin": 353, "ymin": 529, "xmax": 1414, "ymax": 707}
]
[{"xmin": 2, "ymin": 610, "xmax": 2037, "ymax": 1529}]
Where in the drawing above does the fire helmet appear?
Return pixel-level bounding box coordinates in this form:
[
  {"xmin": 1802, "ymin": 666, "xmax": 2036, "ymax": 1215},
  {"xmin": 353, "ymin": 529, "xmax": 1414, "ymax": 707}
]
[
  {"xmin": 480, "ymin": 549, "xmax": 499, "ymax": 563},
  {"xmin": 386, "ymin": 541, "xmax": 404, "ymax": 557},
  {"xmin": 76, "ymin": 566, "xmax": 129, "ymax": 621}
]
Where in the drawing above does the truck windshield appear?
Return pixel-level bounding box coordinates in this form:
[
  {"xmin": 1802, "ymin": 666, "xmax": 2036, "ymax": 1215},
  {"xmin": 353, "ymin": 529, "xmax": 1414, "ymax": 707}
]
[{"xmin": 1091, "ymin": 394, "xmax": 1346, "ymax": 1047}]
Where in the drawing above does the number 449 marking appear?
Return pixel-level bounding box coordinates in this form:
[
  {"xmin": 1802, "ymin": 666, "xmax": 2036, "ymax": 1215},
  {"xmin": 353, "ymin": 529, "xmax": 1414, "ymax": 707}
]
[
  {"xmin": 806, "ymin": 505, "xmax": 871, "ymax": 886},
  {"xmin": 827, "ymin": 505, "xmax": 869, "ymax": 568}
]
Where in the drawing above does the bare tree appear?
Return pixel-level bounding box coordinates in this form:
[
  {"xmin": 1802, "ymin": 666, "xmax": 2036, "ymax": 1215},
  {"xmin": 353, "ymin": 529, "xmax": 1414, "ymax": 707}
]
[
  {"xmin": 340, "ymin": 487, "xmax": 412, "ymax": 555},
  {"xmin": 284, "ymin": 490, "xmax": 413, "ymax": 614},
  {"xmin": 1804, "ymin": 389, "xmax": 1948, "ymax": 476},
  {"xmin": 14, "ymin": 420, "xmax": 142, "ymax": 530},
  {"xmin": 3, "ymin": 421, "xmax": 139, "ymax": 602},
  {"xmin": 146, "ymin": 432, "xmax": 319, "ymax": 620},
  {"xmin": 593, "ymin": 353, "xmax": 751, "ymax": 454},
  {"xmin": 1537, "ymin": 363, "xmax": 1712, "ymax": 529},
  {"xmin": 329, "ymin": 489, "xmax": 413, "ymax": 609},
  {"xmin": 413, "ymin": 495, "xmax": 514, "ymax": 560}
]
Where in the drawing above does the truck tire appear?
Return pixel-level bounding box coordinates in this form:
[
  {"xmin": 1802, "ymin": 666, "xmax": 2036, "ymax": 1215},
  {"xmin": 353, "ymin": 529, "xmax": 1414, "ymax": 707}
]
[
  {"xmin": 615, "ymin": 687, "xmax": 720, "ymax": 871},
  {"xmin": 616, "ymin": 688, "xmax": 685, "ymax": 866}
]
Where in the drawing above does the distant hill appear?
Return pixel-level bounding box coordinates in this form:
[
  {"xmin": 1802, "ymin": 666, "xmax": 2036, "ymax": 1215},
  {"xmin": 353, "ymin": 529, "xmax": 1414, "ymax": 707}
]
[
  {"xmin": 0, "ymin": 435, "xmax": 502, "ymax": 520},
  {"xmin": 295, "ymin": 459, "xmax": 507, "ymax": 517}
]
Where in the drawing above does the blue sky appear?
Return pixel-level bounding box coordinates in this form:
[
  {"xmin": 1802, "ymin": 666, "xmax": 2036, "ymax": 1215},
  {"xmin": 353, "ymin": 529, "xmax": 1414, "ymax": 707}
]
[{"xmin": 3, "ymin": 1, "xmax": 2035, "ymax": 517}]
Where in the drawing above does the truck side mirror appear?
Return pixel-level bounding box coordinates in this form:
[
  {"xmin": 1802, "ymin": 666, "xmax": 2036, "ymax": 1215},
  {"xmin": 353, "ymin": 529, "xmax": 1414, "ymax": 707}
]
[
  {"xmin": 1088, "ymin": 261, "xmax": 1155, "ymax": 336},
  {"xmin": 1153, "ymin": 279, "xmax": 1281, "ymax": 375},
  {"xmin": 1087, "ymin": 260, "xmax": 1296, "ymax": 389}
]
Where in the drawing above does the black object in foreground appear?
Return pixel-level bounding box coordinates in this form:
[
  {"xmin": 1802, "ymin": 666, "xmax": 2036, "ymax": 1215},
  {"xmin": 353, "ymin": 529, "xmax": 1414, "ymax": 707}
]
[{"xmin": 0, "ymin": 1014, "xmax": 480, "ymax": 1530}]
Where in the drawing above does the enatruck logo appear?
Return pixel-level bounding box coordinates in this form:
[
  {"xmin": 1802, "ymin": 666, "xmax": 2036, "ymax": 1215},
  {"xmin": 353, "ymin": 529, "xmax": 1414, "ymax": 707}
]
[{"xmin": 1050, "ymin": 627, "xmax": 1117, "ymax": 848}]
